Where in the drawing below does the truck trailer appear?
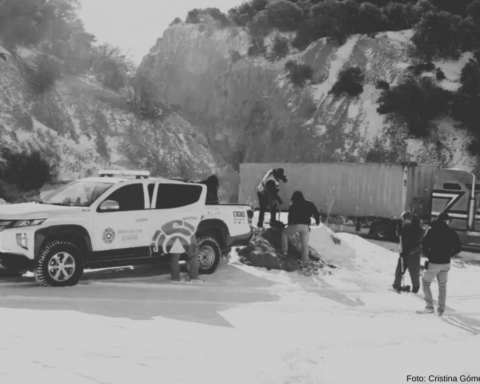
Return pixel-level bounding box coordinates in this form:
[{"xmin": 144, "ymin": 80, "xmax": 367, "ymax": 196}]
[{"xmin": 239, "ymin": 162, "xmax": 480, "ymax": 249}]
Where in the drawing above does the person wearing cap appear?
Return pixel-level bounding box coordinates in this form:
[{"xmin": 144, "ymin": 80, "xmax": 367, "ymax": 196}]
[
  {"xmin": 256, "ymin": 168, "xmax": 287, "ymax": 228},
  {"xmin": 281, "ymin": 190, "xmax": 320, "ymax": 264},
  {"xmin": 418, "ymin": 212, "xmax": 461, "ymax": 316},
  {"xmin": 392, "ymin": 211, "xmax": 424, "ymax": 293}
]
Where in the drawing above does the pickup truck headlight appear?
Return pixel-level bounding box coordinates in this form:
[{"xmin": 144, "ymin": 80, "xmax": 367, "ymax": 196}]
[{"xmin": 12, "ymin": 219, "xmax": 46, "ymax": 228}]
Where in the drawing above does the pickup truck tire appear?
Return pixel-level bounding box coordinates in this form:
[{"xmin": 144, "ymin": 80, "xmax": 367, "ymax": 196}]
[
  {"xmin": 35, "ymin": 240, "xmax": 84, "ymax": 287},
  {"xmin": 197, "ymin": 236, "xmax": 221, "ymax": 275}
]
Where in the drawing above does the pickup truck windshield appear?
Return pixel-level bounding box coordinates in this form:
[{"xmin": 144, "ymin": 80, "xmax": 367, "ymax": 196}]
[{"xmin": 43, "ymin": 181, "xmax": 113, "ymax": 206}]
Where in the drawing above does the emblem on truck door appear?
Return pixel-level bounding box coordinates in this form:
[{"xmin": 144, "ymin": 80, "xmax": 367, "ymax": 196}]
[
  {"xmin": 150, "ymin": 220, "xmax": 196, "ymax": 254},
  {"xmin": 102, "ymin": 228, "xmax": 116, "ymax": 244}
]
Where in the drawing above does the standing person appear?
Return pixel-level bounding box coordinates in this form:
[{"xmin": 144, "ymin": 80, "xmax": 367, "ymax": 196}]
[
  {"xmin": 170, "ymin": 235, "xmax": 200, "ymax": 282},
  {"xmin": 281, "ymin": 190, "xmax": 320, "ymax": 264},
  {"xmin": 257, "ymin": 168, "xmax": 287, "ymax": 228},
  {"xmin": 418, "ymin": 212, "xmax": 461, "ymax": 316},
  {"xmin": 392, "ymin": 211, "xmax": 423, "ymax": 293}
]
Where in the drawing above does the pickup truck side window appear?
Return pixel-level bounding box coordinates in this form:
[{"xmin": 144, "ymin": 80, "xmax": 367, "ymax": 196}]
[
  {"xmin": 103, "ymin": 184, "xmax": 145, "ymax": 211},
  {"xmin": 155, "ymin": 184, "xmax": 202, "ymax": 209},
  {"xmin": 443, "ymin": 183, "xmax": 462, "ymax": 191}
]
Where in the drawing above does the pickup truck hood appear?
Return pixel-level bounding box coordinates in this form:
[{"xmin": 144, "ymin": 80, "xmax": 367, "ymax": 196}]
[{"xmin": 0, "ymin": 203, "xmax": 81, "ymax": 219}]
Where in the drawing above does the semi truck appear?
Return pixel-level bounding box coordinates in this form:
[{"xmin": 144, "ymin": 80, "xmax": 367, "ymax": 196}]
[{"xmin": 239, "ymin": 162, "xmax": 480, "ymax": 249}]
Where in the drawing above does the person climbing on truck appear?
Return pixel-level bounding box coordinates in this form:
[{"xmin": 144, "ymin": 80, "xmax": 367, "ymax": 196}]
[
  {"xmin": 281, "ymin": 190, "xmax": 320, "ymax": 264},
  {"xmin": 392, "ymin": 211, "xmax": 423, "ymax": 293},
  {"xmin": 257, "ymin": 168, "xmax": 287, "ymax": 228}
]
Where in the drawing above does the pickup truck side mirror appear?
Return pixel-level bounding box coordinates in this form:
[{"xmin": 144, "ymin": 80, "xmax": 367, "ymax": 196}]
[{"xmin": 99, "ymin": 200, "xmax": 120, "ymax": 211}]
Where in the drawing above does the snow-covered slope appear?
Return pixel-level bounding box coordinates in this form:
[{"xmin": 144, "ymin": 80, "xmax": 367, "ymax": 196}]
[
  {"xmin": 0, "ymin": 44, "xmax": 231, "ymax": 191},
  {"xmin": 139, "ymin": 24, "xmax": 476, "ymax": 172},
  {"xmin": 1, "ymin": 225, "xmax": 479, "ymax": 383}
]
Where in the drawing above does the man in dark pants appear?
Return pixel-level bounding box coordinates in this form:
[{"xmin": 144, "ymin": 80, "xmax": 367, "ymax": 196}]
[
  {"xmin": 393, "ymin": 211, "xmax": 423, "ymax": 293},
  {"xmin": 170, "ymin": 235, "xmax": 200, "ymax": 282},
  {"xmin": 257, "ymin": 168, "xmax": 287, "ymax": 228},
  {"xmin": 419, "ymin": 212, "xmax": 461, "ymax": 316},
  {"xmin": 281, "ymin": 190, "xmax": 320, "ymax": 263}
]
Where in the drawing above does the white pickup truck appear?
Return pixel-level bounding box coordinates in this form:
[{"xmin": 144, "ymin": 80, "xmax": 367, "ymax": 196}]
[{"xmin": 0, "ymin": 171, "xmax": 253, "ymax": 286}]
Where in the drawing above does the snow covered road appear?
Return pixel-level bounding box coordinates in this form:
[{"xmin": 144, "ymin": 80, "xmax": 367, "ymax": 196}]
[{"xmin": 1, "ymin": 226, "xmax": 479, "ymax": 384}]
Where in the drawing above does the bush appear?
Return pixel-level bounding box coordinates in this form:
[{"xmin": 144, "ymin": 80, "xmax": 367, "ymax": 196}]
[
  {"xmin": 248, "ymin": 36, "xmax": 266, "ymax": 56},
  {"xmin": 436, "ymin": 68, "xmax": 446, "ymax": 80},
  {"xmin": 228, "ymin": 0, "xmax": 268, "ymax": 26},
  {"xmin": 285, "ymin": 60, "xmax": 313, "ymax": 87},
  {"xmin": 409, "ymin": 61, "xmax": 436, "ymax": 76},
  {"xmin": 356, "ymin": 2, "xmax": 389, "ymax": 34},
  {"xmin": 384, "ymin": 2, "xmax": 420, "ymax": 31},
  {"xmin": 267, "ymin": 35, "xmax": 289, "ymax": 61},
  {"xmin": 377, "ymin": 76, "xmax": 452, "ymax": 138},
  {"xmin": 27, "ymin": 54, "xmax": 62, "ymax": 94},
  {"xmin": 376, "ymin": 80, "xmax": 390, "ymax": 91},
  {"xmin": 170, "ymin": 17, "xmax": 182, "ymax": 27},
  {"xmin": 0, "ymin": 149, "xmax": 55, "ymax": 191},
  {"xmin": 330, "ymin": 67, "xmax": 365, "ymax": 97},
  {"xmin": 412, "ymin": 10, "xmax": 477, "ymax": 59},
  {"xmin": 92, "ymin": 44, "xmax": 133, "ymax": 92},
  {"xmin": 186, "ymin": 8, "xmax": 230, "ymax": 27},
  {"xmin": 265, "ymin": 0, "xmax": 303, "ymax": 31}
]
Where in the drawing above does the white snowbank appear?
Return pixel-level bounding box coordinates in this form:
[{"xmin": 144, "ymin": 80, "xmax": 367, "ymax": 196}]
[{"xmin": 1, "ymin": 220, "xmax": 479, "ymax": 383}]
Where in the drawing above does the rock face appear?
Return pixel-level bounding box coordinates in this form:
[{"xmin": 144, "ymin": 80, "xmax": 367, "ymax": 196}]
[
  {"xmin": 139, "ymin": 24, "xmax": 477, "ymax": 173},
  {"xmin": 0, "ymin": 44, "xmax": 232, "ymax": 198}
]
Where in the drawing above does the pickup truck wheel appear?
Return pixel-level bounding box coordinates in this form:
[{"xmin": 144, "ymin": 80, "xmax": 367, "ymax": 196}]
[
  {"xmin": 197, "ymin": 236, "xmax": 221, "ymax": 275},
  {"xmin": 35, "ymin": 241, "xmax": 84, "ymax": 287}
]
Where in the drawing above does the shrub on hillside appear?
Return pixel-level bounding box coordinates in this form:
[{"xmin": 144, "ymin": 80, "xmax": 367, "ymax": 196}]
[
  {"xmin": 330, "ymin": 67, "xmax": 365, "ymax": 97},
  {"xmin": 409, "ymin": 61, "xmax": 435, "ymax": 76},
  {"xmin": 265, "ymin": 0, "xmax": 303, "ymax": 31},
  {"xmin": 384, "ymin": 2, "xmax": 420, "ymax": 31},
  {"xmin": 26, "ymin": 54, "xmax": 62, "ymax": 95},
  {"xmin": 186, "ymin": 8, "xmax": 230, "ymax": 27},
  {"xmin": 0, "ymin": 149, "xmax": 55, "ymax": 191},
  {"xmin": 285, "ymin": 60, "xmax": 313, "ymax": 87},
  {"xmin": 228, "ymin": 0, "xmax": 268, "ymax": 26},
  {"xmin": 356, "ymin": 2, "xmax": 389, "ymax": 34},
  {"xmin": 170, "ymin": 17, "xmax": 182, "ymax": 27},
  {"xmin": 376, "ymin": 80, "xmax": 390, "ymax": 91},
  {"xmin": 92, "ymin": 44, "xmax": 134, "ymax": 92},
  {"xmin": 267, "ymin": 35, "xmax": 289, "ymax": 61},
  {"xmin": 412, "ymin": 10, "xmax": 478, "ymax": 59},
  {"xmin": 248, "ymin": 36, "xmax": 267, "ymax": 56},
  {"xmin": 377, "ymin": 76, "xmax": 453, "ymax": 138},
  {"xmin": 436, "ymin": 68, "xmax": 446, "ymax": 80}
]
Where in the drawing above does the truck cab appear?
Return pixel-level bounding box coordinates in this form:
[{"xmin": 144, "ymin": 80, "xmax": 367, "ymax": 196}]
[{"xmin": 431, "ymin": 168, "xmax": 480, "ymax": 249}]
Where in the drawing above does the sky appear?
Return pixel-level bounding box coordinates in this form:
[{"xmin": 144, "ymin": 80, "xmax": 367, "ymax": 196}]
[{"xmin": 78, "ymin": 0, "xmax": 245, "ymax": 64}]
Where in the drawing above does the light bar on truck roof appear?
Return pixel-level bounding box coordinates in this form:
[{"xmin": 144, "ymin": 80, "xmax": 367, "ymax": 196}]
[{"xmin": 98, "ymin": 170, "xmax": 150, "ymax": 179}]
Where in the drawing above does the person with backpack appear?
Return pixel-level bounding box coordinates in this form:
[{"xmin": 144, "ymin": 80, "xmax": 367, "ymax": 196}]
[
  {"xmin": 281, "ymin": 190, "xmax": 320, "ymax": 264},
  {"xmin": 256, "ymin": 168, "xmax": 287, "ymax": 228},
  {"xmin": 392, "ymin": 211, "xmax": 423, "ymax": 293},
  {"xmin": 418, "ymin": 211, "xmax": 461, "ymax": 316}
]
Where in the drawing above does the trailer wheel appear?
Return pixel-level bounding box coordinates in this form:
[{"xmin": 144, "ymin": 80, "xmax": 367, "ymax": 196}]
[{"xmin": 373, "ymin": 222, "xmax": 390, "ymax": 240}]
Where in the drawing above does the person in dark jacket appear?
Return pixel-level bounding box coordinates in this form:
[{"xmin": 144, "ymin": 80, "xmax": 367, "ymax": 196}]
[
  {"xmin": 256, "ymin": 168, "xmax": 287, "ymax": 227},
  {"xmin": 419, "ymin": 212, "xmax": 461, "ymax": 315},
  {"xmin": 281, "ymin": 190, "xmax": 320, "ymax": 263},
  {"xmin": 393, "ymin": 211, "xmax": 424, "ymax": 293},
  {"xmin": 199, "ymin": 175, "xmax": 219, "ymax": 204}
]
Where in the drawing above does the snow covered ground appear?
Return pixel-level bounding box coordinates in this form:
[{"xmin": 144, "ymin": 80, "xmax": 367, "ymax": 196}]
[{"xmin": 1, "ymin": 223, "xmax": 479, "ymax": 384}]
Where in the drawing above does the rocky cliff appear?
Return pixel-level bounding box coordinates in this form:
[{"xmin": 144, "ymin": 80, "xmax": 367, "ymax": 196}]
[
  {"xmin": 138, "ymin": 23, "xmax": 477, "ymax": 174},
  {"xmin": 0, "ymin": 43, "xmax": 237, "ymax": 200}
]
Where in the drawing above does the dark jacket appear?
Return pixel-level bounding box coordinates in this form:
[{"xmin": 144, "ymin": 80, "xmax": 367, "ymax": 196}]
[
  {"xmin": 422, "ymin": 220, "xmax": 462, "ymax": 264},
  {"xmin": 288, "ymin": 199, "xmax": 320, "ymax": 226},
  {"xmin": 397, "ymin": 216, "xmax": 423, "ymax": 258}
]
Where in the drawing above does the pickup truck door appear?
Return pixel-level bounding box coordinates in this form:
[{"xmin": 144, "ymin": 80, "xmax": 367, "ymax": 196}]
[
  {"xmin": 92, "ymin": 183, "xmax": 151, "ymax": 259},
  {"xmin": 149, "ymin": 182, "xmax": 206, "ymax": 256}
]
